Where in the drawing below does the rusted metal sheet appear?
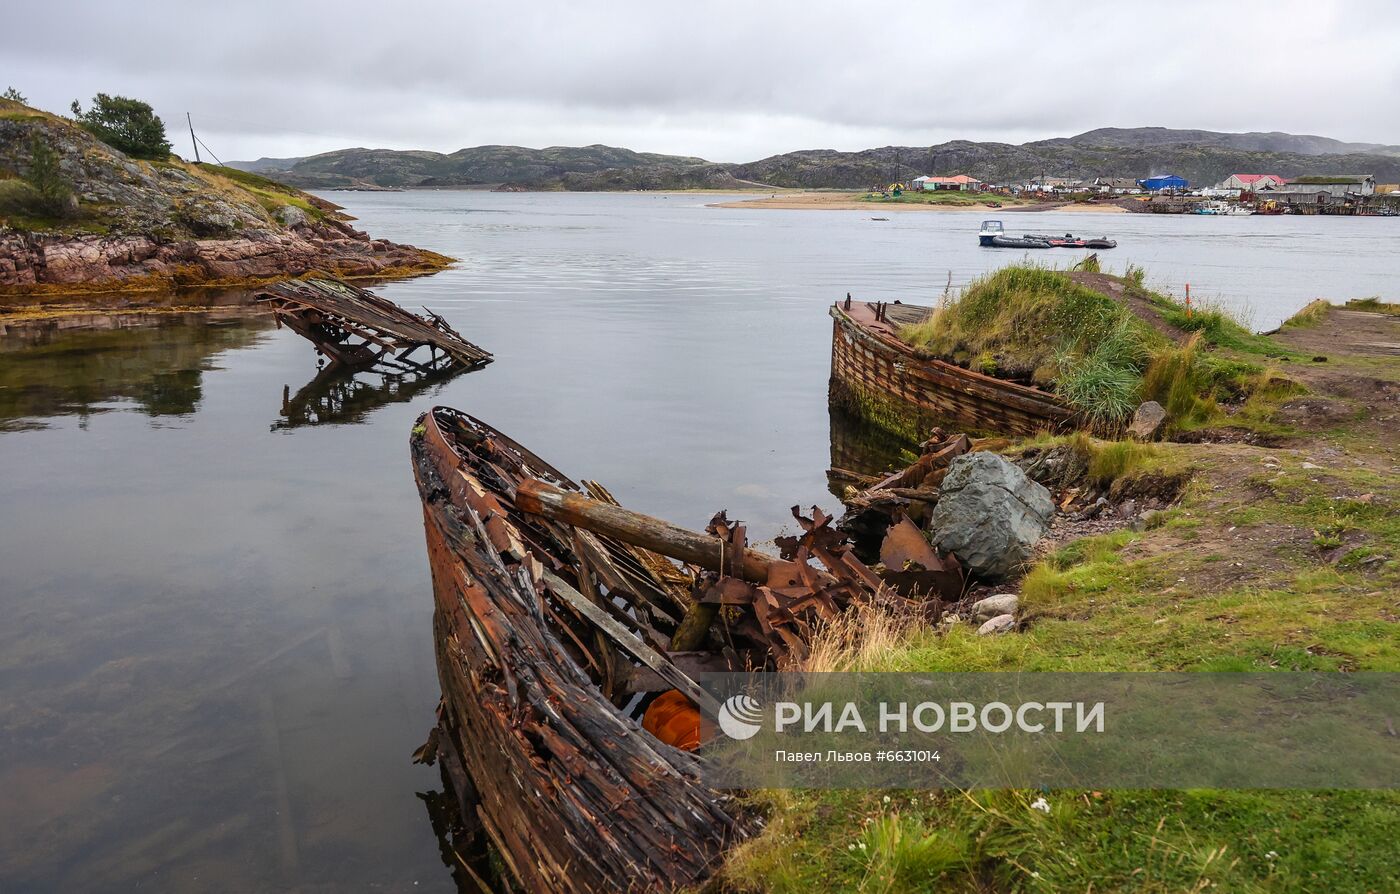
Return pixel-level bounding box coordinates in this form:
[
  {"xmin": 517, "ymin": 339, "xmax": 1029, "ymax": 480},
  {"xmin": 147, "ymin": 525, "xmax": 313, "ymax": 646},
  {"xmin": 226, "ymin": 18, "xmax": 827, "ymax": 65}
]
[
  {"xmin": 410, "ymin": 407, "xmax": 961, "ymax": 892},
  {"xmin": 829, "ymin": 301, "xmax": 1073, "ymax": 437},
  {"xmin": 256, "ymin": 277, "xmax": 492, "ymax": 372}
]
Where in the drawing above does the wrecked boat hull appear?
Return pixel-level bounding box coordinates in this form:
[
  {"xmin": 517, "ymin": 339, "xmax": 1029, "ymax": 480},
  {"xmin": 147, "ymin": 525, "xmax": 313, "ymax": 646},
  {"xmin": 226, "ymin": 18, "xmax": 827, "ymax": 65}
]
[
  {"xmin": 410, "ymin": 407, "xmax": 741, "ymax": 894},
  {"xmin": 829, "ymin": 300, "xmax": 1073, "ymax": 438}
]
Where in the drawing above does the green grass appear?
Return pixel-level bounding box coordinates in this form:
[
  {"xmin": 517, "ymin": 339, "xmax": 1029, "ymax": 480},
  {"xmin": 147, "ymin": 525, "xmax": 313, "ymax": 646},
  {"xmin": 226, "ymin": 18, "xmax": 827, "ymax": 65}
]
[
  {"xmin": 193, "ymin": 162, "xmax": 329, "ymax": 221},
  {"xmin": 895, "ymin": 265, "xmax": 1289, "ymax": 429},
  {"xmin": 900, "ymin": 265, "xmax": 1168, "ymax": 385},
  {"xmin": 1281, "ymin": 299, "xmax": 1332, "ymax": 329},
  {"xmin": 862, "ymin": 190, "xmax": 1023, "ymax": 207},
  {"xmin": 726, "ymin": 788, "xmax": 1400, "ymax": 893},
  {"xmin": 1345, "ymin": 297, "xmax": 1400, "ymax": 315},
  {"xmin": 724, "ymin": 444, "xmax": 1400, "ymax": 891},
  {"xmin": 1087, "ymin": 440, "xmax": 1158, "ymax": 487},
  {"xmin": 0, "ymin": 179, "xmax": 108, "ymax": 234}
]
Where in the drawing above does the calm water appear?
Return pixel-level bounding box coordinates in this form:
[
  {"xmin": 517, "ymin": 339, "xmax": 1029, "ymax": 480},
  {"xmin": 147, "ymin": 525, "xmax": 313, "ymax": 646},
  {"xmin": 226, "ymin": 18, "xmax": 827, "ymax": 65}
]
[{"xmin": 1, "ymin": 193, "xmax": 1396, "ymax": 892}]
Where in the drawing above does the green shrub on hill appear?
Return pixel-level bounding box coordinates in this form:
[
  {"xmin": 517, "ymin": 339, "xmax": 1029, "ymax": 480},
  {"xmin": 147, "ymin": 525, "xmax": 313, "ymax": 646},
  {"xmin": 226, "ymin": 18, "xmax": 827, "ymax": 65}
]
[{"xmin": 70, "ymin": 93, "xmax": 171, "ymax": 160}]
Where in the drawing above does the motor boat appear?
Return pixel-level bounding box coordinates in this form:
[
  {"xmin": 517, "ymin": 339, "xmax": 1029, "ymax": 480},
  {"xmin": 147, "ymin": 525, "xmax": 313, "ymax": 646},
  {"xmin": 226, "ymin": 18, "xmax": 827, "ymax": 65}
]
[{"xmin": 979, "ymin": 220, "xmax": 1051, "ymax": 248}]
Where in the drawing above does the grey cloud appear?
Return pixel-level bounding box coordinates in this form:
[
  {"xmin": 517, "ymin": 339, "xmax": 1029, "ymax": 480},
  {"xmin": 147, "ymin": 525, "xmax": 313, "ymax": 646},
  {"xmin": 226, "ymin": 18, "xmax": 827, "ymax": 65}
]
[{"xmin": 5, "ymin": 0, "xmax": 1397, "ymax": 162}]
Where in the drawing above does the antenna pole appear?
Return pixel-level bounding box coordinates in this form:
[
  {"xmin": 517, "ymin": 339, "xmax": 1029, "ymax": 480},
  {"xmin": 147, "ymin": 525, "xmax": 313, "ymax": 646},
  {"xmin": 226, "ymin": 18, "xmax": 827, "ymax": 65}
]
[{"xmin": 187, "ymin": 113, "xmax": 201, "ymax": 163}]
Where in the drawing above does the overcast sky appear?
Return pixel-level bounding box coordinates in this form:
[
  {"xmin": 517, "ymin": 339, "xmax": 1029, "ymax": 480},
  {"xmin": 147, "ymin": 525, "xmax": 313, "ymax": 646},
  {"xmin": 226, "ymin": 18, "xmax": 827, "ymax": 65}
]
[{"xmin": 6, "ymin": 0, "xmax": 1399, "ymax": 163}]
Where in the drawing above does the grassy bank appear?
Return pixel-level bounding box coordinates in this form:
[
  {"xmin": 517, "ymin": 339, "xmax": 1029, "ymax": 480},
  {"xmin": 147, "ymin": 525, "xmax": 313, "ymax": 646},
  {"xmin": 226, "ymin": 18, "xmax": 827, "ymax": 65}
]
[
  {"xmin": 721, "ymin": 283, "xmax": 1400, "ymax": 892},
  {"xmin": 862, "ymin": 190, "xmax": 1027, "ymax": 207},
  {"xmin": 897, "ymin": 265, "xmax": 1301, "ymax": 432}
]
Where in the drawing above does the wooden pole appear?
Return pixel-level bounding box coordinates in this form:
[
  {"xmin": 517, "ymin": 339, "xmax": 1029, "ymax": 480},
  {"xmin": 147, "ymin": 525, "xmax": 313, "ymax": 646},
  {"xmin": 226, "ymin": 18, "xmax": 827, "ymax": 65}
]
[
  {"xmin": 515, "ymin": 478, "xmax": 775, "ymax": 583},
  {"xmin": 187, "ymin": 113, "xmax": 201, "ymax": 164}
]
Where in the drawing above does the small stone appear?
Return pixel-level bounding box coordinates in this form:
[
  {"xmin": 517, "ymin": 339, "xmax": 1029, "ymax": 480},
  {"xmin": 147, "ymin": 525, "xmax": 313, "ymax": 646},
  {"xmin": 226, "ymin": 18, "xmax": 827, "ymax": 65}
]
[
  {"xmin": 1301, "ymin": 462, "xmax": 1321, "ymax": 470},
  {"xmin": 977, "ymin": 613, "xmax": 1017, "ymax": 636},
  {"xmin": 971, "ymin": 593, "xmax": 1018, "ymax": 620},
  {"xmin": 1127, "ymin": 401, "xmax": 1168, "ymax": 441}
]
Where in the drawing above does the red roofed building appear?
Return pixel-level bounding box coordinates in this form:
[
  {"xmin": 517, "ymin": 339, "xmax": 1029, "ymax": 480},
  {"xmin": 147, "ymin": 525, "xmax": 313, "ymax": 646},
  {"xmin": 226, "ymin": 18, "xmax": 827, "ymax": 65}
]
[
  {"xmin": 1217, "ymin": 173, "xmax": 1289, "ymax": 191},
  {"xmin": 913, "ymin": 174, "xmax": 983, "ymax": 192}
]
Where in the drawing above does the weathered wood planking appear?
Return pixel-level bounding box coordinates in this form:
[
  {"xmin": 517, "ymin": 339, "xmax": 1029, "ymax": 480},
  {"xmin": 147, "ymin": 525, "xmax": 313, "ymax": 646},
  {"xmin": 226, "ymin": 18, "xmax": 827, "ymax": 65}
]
[{"xmin": 829, "ymin": 301, "xmax": 1073, "ymax": 437}]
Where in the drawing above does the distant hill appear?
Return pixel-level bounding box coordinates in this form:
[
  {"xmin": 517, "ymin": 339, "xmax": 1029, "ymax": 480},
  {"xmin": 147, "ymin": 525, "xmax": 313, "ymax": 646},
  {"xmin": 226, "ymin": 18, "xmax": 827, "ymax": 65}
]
[
  {"xmin": 728, "ymin": 141, "xmax": 1400, "ymax": 190},
  {"xmin": 230, "ymin": 127, "xmax": 1400, "ymax": 192},
  {"xmin": 233, "ymin": 144, "xmax": 714, "ymax": 190},
  {"xmin": 1054, "ymin": 127, "xmax": 1400, "ymax": 157}
]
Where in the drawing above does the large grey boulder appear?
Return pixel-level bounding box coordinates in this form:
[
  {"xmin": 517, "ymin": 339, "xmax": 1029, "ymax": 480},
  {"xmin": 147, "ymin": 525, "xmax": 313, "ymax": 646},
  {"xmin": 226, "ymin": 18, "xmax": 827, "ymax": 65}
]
[{"xmin": 929, "ymin": 452, "xmax": 1054, "ymax": 581}]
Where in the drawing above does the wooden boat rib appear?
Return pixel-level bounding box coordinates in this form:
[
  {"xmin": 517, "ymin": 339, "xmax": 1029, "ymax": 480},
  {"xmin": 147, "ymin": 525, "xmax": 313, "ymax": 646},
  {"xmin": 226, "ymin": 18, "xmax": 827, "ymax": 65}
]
[
  {"xmin": 411, "ymin": 406, "xmax": 741, "ymax": 894},
  {"xmin": 830, "ymin": 300, "xmax": 1074, "ymax": 437}
]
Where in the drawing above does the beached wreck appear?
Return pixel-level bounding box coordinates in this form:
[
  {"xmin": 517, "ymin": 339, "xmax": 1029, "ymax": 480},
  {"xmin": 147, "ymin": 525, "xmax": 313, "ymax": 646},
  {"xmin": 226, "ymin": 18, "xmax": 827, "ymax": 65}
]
[
  {"xmin": 829, "ymin": 297, "xmax": 1073, "ymax": 438},
  {"xmin": 409, "ymin": 407, "xmax": 963, "ymax": 893},
  {"xmin": 256, "ymin": 278, "xmax": 492, "ymax": 373}
]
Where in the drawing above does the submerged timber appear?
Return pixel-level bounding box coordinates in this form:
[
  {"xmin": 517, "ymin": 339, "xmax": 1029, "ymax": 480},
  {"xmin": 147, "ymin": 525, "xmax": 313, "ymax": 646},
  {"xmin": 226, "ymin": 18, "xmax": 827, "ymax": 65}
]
[
  {"xmin": 255, "ymin": 278, "xmax": 491, "ymax": 372},
  {"xmin": 829, "ymin": 298, "xmax": 1073, "ymax": 439}
]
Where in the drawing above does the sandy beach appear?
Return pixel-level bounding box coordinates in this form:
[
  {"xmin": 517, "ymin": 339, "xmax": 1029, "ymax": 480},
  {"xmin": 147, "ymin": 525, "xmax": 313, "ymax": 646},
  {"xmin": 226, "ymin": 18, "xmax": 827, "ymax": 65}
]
[{"xmin": 709, "ymin": 192, "xmax": 1128, "ymax": 213}]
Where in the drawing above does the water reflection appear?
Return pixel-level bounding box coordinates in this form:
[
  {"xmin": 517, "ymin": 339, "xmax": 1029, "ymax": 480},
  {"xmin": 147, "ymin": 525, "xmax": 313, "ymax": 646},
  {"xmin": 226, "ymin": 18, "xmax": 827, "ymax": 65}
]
[
  {"xmin": 0, "ymin": 311, "xmax": 272, "ymax": 430},
  {"xmin": 274, "ymin": 362, "xmax": 475, "ymax": 431},
  {"xmin": 825, "ymin": 407, "xmax": 916, "ymax": 499}
]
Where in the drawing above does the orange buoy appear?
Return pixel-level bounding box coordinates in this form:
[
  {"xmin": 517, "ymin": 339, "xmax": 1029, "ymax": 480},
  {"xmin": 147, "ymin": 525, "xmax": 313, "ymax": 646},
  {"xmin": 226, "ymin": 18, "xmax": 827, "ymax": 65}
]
[{"xmin": 642, "ymin": 690, "xmax": 702, "ymax": 751}]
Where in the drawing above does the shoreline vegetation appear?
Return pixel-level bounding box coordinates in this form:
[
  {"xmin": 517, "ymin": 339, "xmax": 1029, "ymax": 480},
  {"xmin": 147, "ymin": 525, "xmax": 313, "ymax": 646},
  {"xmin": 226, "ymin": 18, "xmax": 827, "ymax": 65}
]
[
  {"xmin": 723, "ymin": 271, "xmax": 1400, "ymax": 893},
  {"xmin": 0, "ymin": 96, "xmax": 453, "ymax": 305}
]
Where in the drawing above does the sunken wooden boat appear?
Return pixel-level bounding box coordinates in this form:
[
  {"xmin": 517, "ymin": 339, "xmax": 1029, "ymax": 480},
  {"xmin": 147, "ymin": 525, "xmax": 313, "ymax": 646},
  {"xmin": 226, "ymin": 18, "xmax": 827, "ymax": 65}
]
[
  {"xmin": 256, "ymin": 277, "xmax": 492, "ymax": 373},
  {"xmin": 410, "ymin": 407, "xmax": 962, "ymax": 893},
  {"xmin": 829, "ymin": 298, "xmax": 1073, "ymax": 438}
]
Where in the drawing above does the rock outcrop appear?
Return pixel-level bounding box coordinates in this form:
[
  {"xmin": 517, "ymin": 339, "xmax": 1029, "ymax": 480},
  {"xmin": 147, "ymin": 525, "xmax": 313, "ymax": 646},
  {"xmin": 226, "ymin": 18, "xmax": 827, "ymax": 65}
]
[
  {"xmin": 1128, "ymin": 401, "xmax": 1168, "ymax": 441},
  {"xmin": 0, "ymin": 225, "xmax": 445, "ymax": 291},
  {"xmin": 929, "ymin": 452, "xmax": 1055, "ymax": 581},
  {"xmin": 0, "ymin": 99, "xmax": 449, "ymax": 295}
]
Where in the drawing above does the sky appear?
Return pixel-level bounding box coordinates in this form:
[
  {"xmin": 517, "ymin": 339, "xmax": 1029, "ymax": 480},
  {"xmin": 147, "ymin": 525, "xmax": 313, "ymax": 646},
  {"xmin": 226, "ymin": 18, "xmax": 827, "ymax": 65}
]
[{"xmin": 6, "ymin": 0, "xmax": 1399, "ymax": 163}]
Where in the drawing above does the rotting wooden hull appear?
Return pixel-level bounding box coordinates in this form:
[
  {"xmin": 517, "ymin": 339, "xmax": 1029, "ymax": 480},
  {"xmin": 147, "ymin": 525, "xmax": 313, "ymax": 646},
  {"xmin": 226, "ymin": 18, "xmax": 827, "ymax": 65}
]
[
  {"xmin": 410, "ymin": 408, "xmax": 742, "ymax": 894},
  {"xmin": 829, "ymin": 301, "xmax": 1074, "ymax": 438}
]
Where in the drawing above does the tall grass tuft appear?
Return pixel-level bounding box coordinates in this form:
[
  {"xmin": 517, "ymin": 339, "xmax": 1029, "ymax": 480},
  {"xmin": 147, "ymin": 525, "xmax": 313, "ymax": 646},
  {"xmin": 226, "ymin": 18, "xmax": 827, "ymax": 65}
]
[
  {"xmin": 1087, "ymin": 440, "xmax": 1157, "ymax": 487},
  {"xmin": 1281, "ymin": 299, "xmax": 1331, "ymax": 328},
  {"xmin": 803, "ymin": 595, "xmax": 923, "ymax": 673},
  {"xmin": 1141, "ymin": 333, "xmax": 1213, "ymax": 423},
  {"xmin": 856, "ymin": 813, "xmax": 970, "ymax": 892}
]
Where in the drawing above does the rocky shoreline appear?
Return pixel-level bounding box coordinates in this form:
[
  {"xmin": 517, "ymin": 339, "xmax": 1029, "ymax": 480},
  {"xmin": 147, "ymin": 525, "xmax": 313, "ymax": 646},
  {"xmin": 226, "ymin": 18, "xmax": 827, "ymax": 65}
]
[
  {"xmin": 0, "ymin": 219, "xmax": 450, "ymax": 296},
  {"xmin": 0, "ymin": 98, "xmax": 451, "ymax": 302}
]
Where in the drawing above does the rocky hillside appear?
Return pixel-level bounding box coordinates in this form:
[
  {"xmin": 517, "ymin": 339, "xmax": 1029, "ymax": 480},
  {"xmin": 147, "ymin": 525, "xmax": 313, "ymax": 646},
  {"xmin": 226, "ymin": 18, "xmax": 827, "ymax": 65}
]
[
  {"xmin": 0, "ymin": 99, "xmax": 449, "ymax": 295},
  {"xmin": 1052, "ymin": 126, "xmax": 1400, "ymax": 157},
  {"xmin": 239, "ymin": 126, "xmax": 1400, "ymax": 192},
  {"xmin": 730, "ymin": 137, "xmax": 1400, "ymax": 189},
  {"xmin": 244, "ymin": 144, "xmax": 712, "ymax": 190}
]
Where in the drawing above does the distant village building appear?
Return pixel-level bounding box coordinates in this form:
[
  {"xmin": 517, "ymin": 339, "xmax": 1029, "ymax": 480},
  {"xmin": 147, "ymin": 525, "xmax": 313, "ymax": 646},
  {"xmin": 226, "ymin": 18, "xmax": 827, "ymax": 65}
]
[
  {"xmin": 913, "ymin": 174, "xmax": 982, "ymax": 192},
  {"xmin": 1261, "ymin": 174, "xmax": 1375, "ymax": 207},
  {"xmin": 1023, "ymin": 176, "xmax": 1076, "ymax": 192},
  {"xmin": 1138, "ymin": 174, "xmax": 1189, "ymax": 192},
  {"xmin": 1217, "ymin": 173, "xmax": 1288, "ymax": 191},
  {"xmin": 1092, "ymin": 177, "xmax": 1144, "ymax": 194}
]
